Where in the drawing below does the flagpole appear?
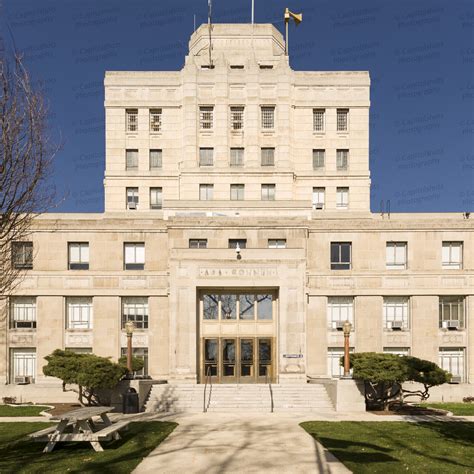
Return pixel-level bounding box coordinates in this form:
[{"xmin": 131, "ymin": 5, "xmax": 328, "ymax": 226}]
[{"xmin": 251, "ymin": 0, "xmax": 254, "ymax": 24}]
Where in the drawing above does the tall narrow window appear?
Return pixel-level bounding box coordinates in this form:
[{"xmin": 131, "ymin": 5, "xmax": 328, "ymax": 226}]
[
  {"xmin": 328, "ymin": 297, "xmax": 354, "ymax": 329},
  {"xmin": 230, "ymin": 106, "xmax": 244, "ymax": 130},
  {"xmin": 386, "ymin": 242, "xmax": 407, "ymax": 270},
  {"xmin": 124, "ymin": 243, "xmax": 145, "ymax": 270},
  {"xmin": 230, "ymin": 184, "xmax": 245, "ymax": 201},
  {"xmin": 328, "ymin": 347, "xmax": 354, "ymax": 377},
  {"xmin": 261, "ymin": 184, "xmax": 275, "ymax": 201},
  {"xmin": 12, "ymin": 242, "xmax": 33, "ymax": 269},
  {"xmin": 261, "ymin": 106, "xmax": 275, "ymax": 129},
  {"xmin": 312, "ymin": 187, "xmax": 325, "ymax": 210},
  {"xmin": 149, "ymin": 108, "xmax": 162, "ymax": 132},
  {"xmin": 10, "ymin": 297, "xmax": 36, "ymax": 329},
  {"xmin": 230, "ymin": 148, "xmax": 244, "ymax": 166},
  {"xmin": 149, "ymin": 149, "xmax": 162, "ymax": 169},
  {"xmin": 439, "ymin": 348, "xmax": 465, "ymax": 383},
  {"xmin": 126, "ymin": 149, "xmax": 138, "ymax": 170},
  {"xmin": 313, "ymin": 149, "xmax": 325, "ymax": 169},
  {"xmin": 336, "ymin": 187, "xmax": 349, "ymax": 209},
  {"xmin": 261, "ymin": 148, "xmax": 275, "ymax": 166},
  {"xmin": 11, "ymin": 349, "xmax": 36, "ymax": 384},
  {"xmin": 439, "ymin": 296, "xmax": 465, "ymax": 329},
  {"xmin": 122, "ymin": 297, "xmax": 148, "ymax": 329},
  {"xmin": 313, "ymin": 109, "xmax": 325, "ymax": 132},
  {"xmin": 68, "ymin": 242, "xmax": 89, "ymax": 270},
  {"xmin": 442, "ymin": 242, "xmax": 463, "ymax": 269},
  {"xmin": 126, "ymin": 109, "xmax": 138, "ymax": 132},
  {"xmin": 199, "ymin": 184, "xmax": 214, "ymax": 200},
  {"xmin": 126, "ymin": 187, "xmax": 139, "ymax": 210},
  {"xmin": 336, "ymin": 149, "xmax": 349, "ymax": 170},
  {"xmin": 331, "ymin": 242, "xmax": 351, "ymax": 270},
  {"xmin": 199, "ymin": 106, "xmax": 214, "ymax": 130},
  {"xmin": 337, "ymin": 108, "xmax": 349, "ymax": 131},
  {"xmin": 383, "ymin": 297, "xmax": 409, "ymax": 330},
  {"xmin": 150, "ymin": 187, "xmax": 163, "ymax": 209},
  {"xmin": 199, "ymin": 148, "xmax": 214, "ymax": 166},
  {"xmin": 67, "ymin": 297, "xmax": 93, "ymax": 329}
]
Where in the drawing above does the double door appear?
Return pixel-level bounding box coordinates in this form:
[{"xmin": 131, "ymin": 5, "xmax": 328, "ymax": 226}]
[{"xmin": 202, "ymin": 337, "xmax": 274, "ymax": 383}]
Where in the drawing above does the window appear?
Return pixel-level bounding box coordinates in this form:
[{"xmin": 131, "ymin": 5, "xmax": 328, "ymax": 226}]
[
  {"xmin": 336, "ymin": 149, "xmax": 349, "ymax": 170},
  {"xmin": 261, "ymin": 106, "xmax": 275, "ymax": 129},
  {"xmin": 328, "ymin": 347, "xmax": 354, "ymax": 378},
  {"xmin": 10, "ymin": 297, "xmax": 36, "ymax": 329},
  {"xmin": 199, "ymin": 106, "xmax": 214, "ymax": 130},
  {"xmin": 313, "ymin": 109, "xmax": 325, "ymax": 132},
  {"xmin": 383, "ymin": 347, "xmax": 410, "ymax": 356},
  {"xmin": 442, "ymin": 242, "xmax": 463, "ymax": 269},
  {"xmin": 386, "ymin": 242, "xmax": 407, "ymax": 270},
  {"xmin": 439, "ymin": 348, "xmax": 465, "ymax": 383},
  {"xmin": 67, "ymin": 297, "xmax": 93, "ymax": 329},
  {"xmin": 230, "ymin": 106, "xmax": 244, "ymax": 130},
  {"xmin": 11, "ymin": 349, "xmax": 36, "ymax": 383},
  {"xmin": 189, "ymin": 239, "xmax": 207, "ymax": 249},
  {"xmin": 122, "ymin": 297, "xmax": 148, "ymax": 329},
  {"xmin": 261, "ymin": 184, "xmax": 275, "ymax": 201},
  {"xmin": 312, "ymin": 187, "xmax": 325, "ymax": 210},
  {"xmin": 230, "ymin": 65, "xmax": 244, "ymax": 70},
  {"xmin": 126, "ymin": 149, "xmax": 138, "ymax": 170},
  {"xmin": 256, "ymin": 294, "xmax": 272, "ymax": 320},
  {"xmin": 228, "ymin": 239, "xmax": 247, "ymax": 249},
  {"xmin": 337, "ymin": 108, "xmax": 349, "ymax": 131},
  {"xmin": 68, "ymin": 242, "xmax": 89, "ymax": 270},
  {"xmin": 149, "ymin": 149, "xmax": 162, "ymax": 169},
  {"xmin": 230, "ymin": 184, "xmax": 245, "ymax": 201},
  {"xmin": 126, "ymin": 187, "xmax": 139, "ymax": 210},
  {"xmin": 439, "ymin": 296, "xmax": 465, "ymax": 329},
  {"xmin": 199, "ymin": 184, "xmax": 214, "ymax": 200},
  {"xmin": 331, "ymin": 242, "xmax": 351, "ymax": 270},
  {"xmin": 199, "ymin": 148, "xmax": 214, "ymax": 166},
  {"xmin": 328, "ymin": 297, "xmax": 354, "ymax": 329},
  {"xmin": 126, "ymin": 109, "xmax": 138, "ymax": 132},
  {"xmin": 12, "ymin": 242, "xmax": 33, "ymax": 269},
  {"xmin": 124, "ymin": 243, "xmax": 145, "ymax": 270},
  {"xmin": 259, "ymin": 64, "xmax": 273, "ymax": 69},
  {"xmin": 261, "ymin": 148, "xmax": 275, "ymax": 166},
  {"xmin": 149, "ymin": 109, "xmax": 162, "ymax": 132},
  {"xmin": 150, "ymin": 187, "xmax": 162, "ymax": 209},
  {"xmin": 203, "ymin": 294, "xmax": 219, "ymax": 319},
  {"xmin": 383, "ymin": 297, "xmax": 409, "ymax": 330},
  {"xmin": 120, "ymin": 347, "xmax": 149, "ymax": 376},
  {"xmin": 268, "ymin": 239, "xmax": 286, "ymax": 249},
  {"xmin": 312, "ymin": 149, "xmax": 325, "ymax": 169},
  {"xmin": 230, "ymin": 148, "xmax": 244, "ymax": 166},
  {"xmin": 202, "ymin": 293, "xmax": 273, "ymax": 321},
  {"xmin": 336, "ymin": 187, "xmax": 349, "ymax": 209}
]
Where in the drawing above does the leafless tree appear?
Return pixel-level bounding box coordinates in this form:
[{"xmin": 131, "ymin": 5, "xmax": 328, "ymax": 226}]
[{"xmin": 0, "ymin": 51, "xmax": 58, "ymax": 298}]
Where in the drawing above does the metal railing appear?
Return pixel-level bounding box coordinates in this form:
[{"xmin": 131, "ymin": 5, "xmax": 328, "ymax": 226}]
[
  {"xmin": 266, "ymin": 371, "xmax": 274, "ymax": 413},
  {"xmin": 203, "ymin": 366, "xmax": 213, "ymax": 413}
]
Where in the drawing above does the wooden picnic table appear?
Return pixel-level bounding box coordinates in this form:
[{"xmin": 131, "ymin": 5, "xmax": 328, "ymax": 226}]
[{"xmin": 29, "ymin": 406, "xmax": 130, "ymax": 453}]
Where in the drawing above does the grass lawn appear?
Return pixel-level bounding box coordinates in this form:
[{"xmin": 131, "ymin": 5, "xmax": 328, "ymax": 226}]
[
  {"xmin": 419, "ymin": 403, "xmax": 474, "ymax": 416},
  {"xmin": 0, "ymin": 405, "xmax": 51, "ymax": 417},
  {"xmin": 0, "ymin": 421, "xmax": 177, "ymax": 473},
  {"xmin": 301, "ymin": 421, "xmax": 474, "ymax": 474}
]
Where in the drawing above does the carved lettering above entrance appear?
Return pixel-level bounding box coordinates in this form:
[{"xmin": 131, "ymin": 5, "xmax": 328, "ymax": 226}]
[{"xmin": 199, "ymin": 267, "xmax": 278, "ymax": 278}]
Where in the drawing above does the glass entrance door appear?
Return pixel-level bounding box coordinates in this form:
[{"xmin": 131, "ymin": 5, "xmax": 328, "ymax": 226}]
[
  {"xmin": 239, "ymin": 339, "xmax": 255, "ymax": 383},
  {"xmin": 221, "ymin": 339, "xmax": 237, "ymax": 383}
]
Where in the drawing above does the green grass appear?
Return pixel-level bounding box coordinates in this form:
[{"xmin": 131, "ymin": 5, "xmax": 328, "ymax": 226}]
[
  {"xmin": 301, "ymin": 421, "xmax": 474, "ymax": 474},
  {"xmin": 419, "ymin": 403, "xmax": 474, "ymax": 416},
  {"xmin": 0, "ymin": 405, "xmax": 51, "ymax": 417},
  {"xmin": 0, "ymin": 421, "xmax": 177, "ymax": 473}
]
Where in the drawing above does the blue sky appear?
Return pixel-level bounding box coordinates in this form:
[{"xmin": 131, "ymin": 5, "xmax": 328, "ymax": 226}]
[{"xmin": 1, "ymin": 0, "xmax": 473, "ymax": 213}]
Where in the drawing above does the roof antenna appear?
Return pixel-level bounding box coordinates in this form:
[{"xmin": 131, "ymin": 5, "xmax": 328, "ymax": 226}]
[
  {"xmin": 194, "ymin": 14, "xmax": 196, "ymax": 32},
  {"xmin": 208, "ymin": 0, "xmax": 213, "ymax": 68},
  {"xmin": 380, "ymin": 199, "xmax": 384, "ymax": 218},
  {"xmin": 387, "ymin": 199, "xmax": 391, "ymax": 219}
]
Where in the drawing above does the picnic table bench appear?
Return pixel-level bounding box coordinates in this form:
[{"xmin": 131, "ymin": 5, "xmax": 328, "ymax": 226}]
[{"xmin": 29, "ymin": 406, "xmax": 130, "ymax": 453}]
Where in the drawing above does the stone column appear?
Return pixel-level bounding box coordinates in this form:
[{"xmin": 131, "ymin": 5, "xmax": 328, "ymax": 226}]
[
  {"xmin": 148, "ymin": 295, "xmax": 169, "ymax": 379},
  {"xmin": 411, "ymin": 295, "xmax": 438, "ymax": 362},
  {"xmin": 93, "ymin": 296, "xmax": 120, "ymax": 358},
  {"xmin": 355, "ymin": 296, "xmax": 383, "ymax": 352}
]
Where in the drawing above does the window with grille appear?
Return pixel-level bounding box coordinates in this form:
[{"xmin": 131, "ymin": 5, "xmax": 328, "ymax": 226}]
[
  {"xmin": 261, "ymin": 184, "xmax": 275, "ymax": 201},
  {"xmin": 149, "ymin": 149, "xmax": 162, "ymax": 169},
  {"xmin": 149, "ymin": 108, "xmax": 162, "ymax": 132},
  {"xmin": 11, "ymin": 349, "xmax": 36, "ymax": 383},
  {"xmin": 268, "ymin": 239, "xmax": 286, "ymax": 249},
  {"xmin": 336, "ymin": 149, "xmax": 349, "ymax": 170},
  {"xmin": 189, "ymin": 239, "xmax": 208, "ymax": 249},
  {"xmin": 126, "ymin": 187, "xmax": 139, "ymax": 210},
  {"xmin": 383, "ymin": 297, "xmax": 409, "ymax": 330},
  {"xmin": 439, "ymin": 296, "xmax": 465, "ymax": 329},
  {"xmin": 230, "ymin": 148, "xmax": 244, "ymax": 166},
  {"xmin": 327, "ymin": 347, "xmax": 354, "ymax": 378},
  {"xmin": 386, "ymin": 242, "xmax": 407, "ymax": 269},
  {"xmin": 261, "ymin": 148, "xmax": 275, "ymax": 166},
  {"xmin": 199, "ymin": 106, "xmax": 214, "ymax": 130},
  {"xmin": 383, "ymin": 347, "xmax": 410, "ymax": 356},
  {"xmin": 199, "ymin": 148, "xmax": 214, "ymax": 166},
  {"xmin": 336, "ymin": 187, "xmax": 349, "ymax": 209},
  {"xmin": 313, "ymin": 109, "xmax": 325, "ymax": 132},
  {"xmin": 439, "ymin": 348, "xmax": 465, "ymax": 382},
  {"xmin": 10, "ymin": 297, "xmax": 36, "ymax": 329},
  {"xmin": 126, "ymin": 109, "xmax": 138, "ymax": 132},
  {"xmin": 68, "ymin": 242, "xmax": 89, "ymax": 270},
  {"xmin": 312, "ymin": 149, "xmax": 325, "ymax": 169},
  {"xmin": 12, "ymin": 242, "xmax": 33, "ymax": 269},
  {"xmin": 328, "ymin": 297, "xmax": 354, "ymax": 329},
  {"xmin": 230, "ymin": 106, "xmax": 244, "ymax": 130},
  {"xmin": 337, "ymin": 109, "xmax": 349, "ymax": 131},
  {"xmin": 261, "ymin": 106, "xmax": 275, "ymax": 129},
  {"xmin": 126, "ymin": 149, "xmax": 138, "ymax": 170},
  {"xmin": 120, "ymin": 347, "xmax": 149, "ymax": 376},
  {"xmin": 150, "ymin": 187, "xmax": 162, "ymax": 209},
  {"xmin": 442, "ymin": 242, "xmax": 463, "ymax": 269},
  {"xmin": 199, "ymin": 184, "xmax": 214, "ymax": 200},
  {"xmin": 124, "ymin": 243, "xmax": 145, "ymax": 270},
  {"xmin": 312, "ymin": 188, "xmax": 325, "ymax": 209},
  {"xmin": 229, "ymin": 239, "xmax": 247, "ymax": 249},
  {"xmin": 67, "ymin": 297, "xmax": 93, "ymax": 330},
  {"xmin": 331, "ymin": 242, "xmax": 351, "ymax": 270},
  {"xmin": 122, "ymin": 297, "xmax": 148, "ymax": 330},
  {"xmin": 230, "ymin": 184, "xmax": 244, "ymax": 201}
]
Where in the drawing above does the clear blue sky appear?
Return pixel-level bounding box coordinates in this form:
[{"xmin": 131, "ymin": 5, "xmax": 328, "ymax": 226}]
[{"xmin": 1, "ymin": 0, "xmax": 473, "ymax": 213}]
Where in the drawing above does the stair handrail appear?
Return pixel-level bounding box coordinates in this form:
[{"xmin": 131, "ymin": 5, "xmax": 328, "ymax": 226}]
[
  {"xmin": 203, "ymin": 365, "xmax": 212, "ymax": 413},
  {"xmin": 266, "ymin": 370, "xmax": 274, "ymax": 413}
]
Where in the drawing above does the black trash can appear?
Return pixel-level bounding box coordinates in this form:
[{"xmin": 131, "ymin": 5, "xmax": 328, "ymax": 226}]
[{"xmin": 122, "ymin": 388, "xmax": 139, "ymax": 414}]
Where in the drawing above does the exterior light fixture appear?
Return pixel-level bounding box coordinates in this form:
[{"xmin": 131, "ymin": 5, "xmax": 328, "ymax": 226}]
[
  {"xmin": 125, "ymin": 321, "xmax": 135, "ymax": 373},
  {"xmin": 342, "ymin": 320, "xmax": 352, "ymax": 378}
]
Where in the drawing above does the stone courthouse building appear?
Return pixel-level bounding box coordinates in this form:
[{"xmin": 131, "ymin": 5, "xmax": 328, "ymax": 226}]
[{"xmin": 2, "ymin": 24, "xmax": 473, "ymax": 403}]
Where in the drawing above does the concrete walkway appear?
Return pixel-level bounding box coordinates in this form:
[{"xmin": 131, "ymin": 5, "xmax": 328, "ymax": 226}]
[{"xmin": 133, "ymin": 412, "xmax": 350, "ymax": 474}]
